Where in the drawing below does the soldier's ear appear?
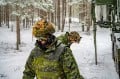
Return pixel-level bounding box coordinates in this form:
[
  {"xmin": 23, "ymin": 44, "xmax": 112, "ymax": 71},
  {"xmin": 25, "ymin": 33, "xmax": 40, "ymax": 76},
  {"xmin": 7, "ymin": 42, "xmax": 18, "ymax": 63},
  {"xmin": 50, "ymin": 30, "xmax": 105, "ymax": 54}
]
[{"xmin": 66, "ymin": 32, "xmax": 69, "ymax": 36}]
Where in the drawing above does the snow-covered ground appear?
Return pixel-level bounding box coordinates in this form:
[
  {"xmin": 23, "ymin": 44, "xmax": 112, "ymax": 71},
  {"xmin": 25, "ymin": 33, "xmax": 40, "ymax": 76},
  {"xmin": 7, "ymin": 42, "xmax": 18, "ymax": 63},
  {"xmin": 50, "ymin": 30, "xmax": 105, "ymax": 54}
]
[{"xmin": 0, "ymin": 23, "xmax": 119, "ymax": 79}]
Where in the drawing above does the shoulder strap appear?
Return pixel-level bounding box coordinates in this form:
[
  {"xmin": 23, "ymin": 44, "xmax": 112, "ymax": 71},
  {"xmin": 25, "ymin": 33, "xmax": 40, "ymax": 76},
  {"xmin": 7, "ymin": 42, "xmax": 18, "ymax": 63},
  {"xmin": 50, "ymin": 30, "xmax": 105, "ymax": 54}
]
[{"xmin": 55, "ymin": 44, "xmax": 66, "ymax": 60}]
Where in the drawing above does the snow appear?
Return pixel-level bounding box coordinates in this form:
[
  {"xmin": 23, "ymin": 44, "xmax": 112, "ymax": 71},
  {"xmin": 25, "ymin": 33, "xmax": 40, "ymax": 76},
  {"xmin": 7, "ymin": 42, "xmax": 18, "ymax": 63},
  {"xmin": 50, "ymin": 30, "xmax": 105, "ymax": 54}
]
[
  {"xmin": 0, "ymin": 23, "xmax": 119, "ymax": 79},
  {"xmin": 70, "ymin": 27, "xmax": 119, "ymax": 79},
  {"xmin": 114, "ymin": 33, "xmax": 120, "ymax": 48}
]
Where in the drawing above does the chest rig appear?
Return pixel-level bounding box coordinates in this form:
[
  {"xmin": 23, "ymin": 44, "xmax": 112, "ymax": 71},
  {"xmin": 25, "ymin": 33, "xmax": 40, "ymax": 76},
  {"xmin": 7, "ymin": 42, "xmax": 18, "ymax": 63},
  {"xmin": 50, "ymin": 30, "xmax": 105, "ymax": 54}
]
[{"xmin": 32, "ymin": 44, "xmax": 65, "ymax": 79}]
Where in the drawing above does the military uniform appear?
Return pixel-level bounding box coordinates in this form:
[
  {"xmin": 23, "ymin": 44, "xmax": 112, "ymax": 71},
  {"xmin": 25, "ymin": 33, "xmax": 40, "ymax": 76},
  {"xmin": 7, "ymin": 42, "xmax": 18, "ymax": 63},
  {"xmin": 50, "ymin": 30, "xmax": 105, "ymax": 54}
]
[
  {"xmin": 23, "ymin": 19, "xmax": 84, "ymax": 79},
  {"xmin": 23, "ymin": 39, "xmax": 84, "ymax": 79},
  {"xmin": 57, "ymin": 31, "xmax": 81, "ymax": 47},
  {"xmin": 57, "ymin": 32, "xmax": 69, "ymax": 46}
]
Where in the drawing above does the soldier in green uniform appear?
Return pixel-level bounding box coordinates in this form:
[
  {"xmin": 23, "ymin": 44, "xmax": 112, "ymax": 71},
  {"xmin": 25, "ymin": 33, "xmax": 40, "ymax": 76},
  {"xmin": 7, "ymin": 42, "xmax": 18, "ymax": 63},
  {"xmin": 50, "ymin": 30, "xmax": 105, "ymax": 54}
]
[
  {"xmin": 57, "ymin": 31, "xmax": 82, "ymax": 47},
  {"xmin": 23, "ymin": 19, "xmax": 84, "ymax": 79}
]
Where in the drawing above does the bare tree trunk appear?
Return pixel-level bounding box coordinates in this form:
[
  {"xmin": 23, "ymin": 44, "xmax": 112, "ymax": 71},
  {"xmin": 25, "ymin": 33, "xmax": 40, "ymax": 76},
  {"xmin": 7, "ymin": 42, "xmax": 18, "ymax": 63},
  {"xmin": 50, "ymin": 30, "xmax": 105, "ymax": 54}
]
[
  {"xmin": 16, "ymin": 5, "xmax": 21, "ymax": 50},
  {"xmin": 0, "ymin": 6, "xmax": 1, "ymax": 27},
  {"xmin": 61, "ymin": 0, "xmax": 66, "ymax": 32},
  {"xmin": 16, "ymin": 16, "xmax": 21, "ymax": 50},
  {"xmin": 38, "ymin": 9, "xmax": 40, "ymax": 17},
  {"xmin": 54, "ymin": 0, "xmax": 57, "ymax": 25},
  {"xmin": 91, "ymin": 0, "xmax": 97, "ymax": 65},
  {"xmin": 51, "ymin": 13, "xmax": 54, "ymax": 23},
  {"xmin": 79, "ymin": 13, "xmax": 80, "ymax": 23},
  {"xmin": 32, "ymin": 17, "xmax": 34, "ymax": 25},
  {"xmin": 3, "ymin": 6, "xmax": 6, "ymax": 24},
  {"xmin": 64, "ymin": 0, "xmax": 67, "ymax": 17},
  {"xmin": 86, "ymin": 2, "xmax": 92, "ymax": 33},
  {"xmin": 57, "ymin": 0, "xmax": 60, "ymax": 30},
  {"xmin": 69, "ymin": 1, "xmax": 72, "ymax": 31},
  {"xmin": 5, "ymin": 5, "xmax": 7, "ymax": 27},
  {"xmin": 9, "ymin": 5, "xmax": 13, "ymax": 28},
  {"xmin": 6, "ymin": 4, "xmax": 9, "ymax": 28},
  {"xmin": 82, "ymin": 23, "xmax": 85, "ymax": 31},
  {"xmin": 26, "ymin": 18, "xmax": 29, "ymax": 28},
  {"xmin": 48, "ymin": 12, "xmax": 50, "ymax": 21},
  {"xmin": 23, "ymin": 19, "xmax": 25, "ymax": 28},
  {"xmin": 1, "ymin": 6, "xmax": 3, "ymax": 25},
  {"xmin": 31, "ymin": 7, "xmax": 34, "ymax": 25}
]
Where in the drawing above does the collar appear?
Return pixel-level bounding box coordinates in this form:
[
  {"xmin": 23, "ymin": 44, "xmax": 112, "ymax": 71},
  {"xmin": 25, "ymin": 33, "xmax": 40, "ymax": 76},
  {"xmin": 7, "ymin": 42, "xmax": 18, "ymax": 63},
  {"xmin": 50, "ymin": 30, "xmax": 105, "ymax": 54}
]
[{"xmin": 35, "ymin": 39, "xmax": 61, "ymax": 53}]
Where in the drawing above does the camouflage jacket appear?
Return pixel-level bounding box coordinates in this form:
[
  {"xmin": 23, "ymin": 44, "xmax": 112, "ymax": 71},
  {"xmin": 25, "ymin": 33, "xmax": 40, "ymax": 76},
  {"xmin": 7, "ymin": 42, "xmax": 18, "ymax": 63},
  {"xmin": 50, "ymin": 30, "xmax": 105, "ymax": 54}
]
[
  {"xmin": 23, "ymin": 39, "xmax": 84, "ymax": 79},
  {"xmin": 57, "ymin": 33, "xmax": 70, "ymax": 47}
]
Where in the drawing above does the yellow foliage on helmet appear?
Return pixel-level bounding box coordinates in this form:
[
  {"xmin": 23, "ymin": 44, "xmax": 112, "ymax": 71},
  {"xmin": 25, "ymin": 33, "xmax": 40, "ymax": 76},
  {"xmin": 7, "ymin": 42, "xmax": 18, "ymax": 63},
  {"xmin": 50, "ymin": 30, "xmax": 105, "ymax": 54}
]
[
  {"xmin": 69, "ymin": 31, "xmax": 81, "ymax": 43},
  {"xmin": 32, "ymin": 19, "xmax": 55, "ymax": 37}
]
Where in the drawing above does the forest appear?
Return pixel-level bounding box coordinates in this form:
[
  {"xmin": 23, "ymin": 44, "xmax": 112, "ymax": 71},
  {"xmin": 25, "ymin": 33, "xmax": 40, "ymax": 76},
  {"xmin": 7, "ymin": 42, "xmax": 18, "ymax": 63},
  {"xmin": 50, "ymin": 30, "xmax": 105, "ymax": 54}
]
[{"xmin": 0, "ymin": 0, "xmax": 120, "ymax": 79}]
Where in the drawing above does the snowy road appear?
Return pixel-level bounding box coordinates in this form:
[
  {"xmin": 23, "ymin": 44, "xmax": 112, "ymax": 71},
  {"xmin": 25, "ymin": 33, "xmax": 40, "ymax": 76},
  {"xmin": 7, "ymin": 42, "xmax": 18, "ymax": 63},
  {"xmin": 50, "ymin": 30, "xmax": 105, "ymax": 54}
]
[{"xmin": 71, "ymin": 28, "xmax": 119, "ymax": 79}]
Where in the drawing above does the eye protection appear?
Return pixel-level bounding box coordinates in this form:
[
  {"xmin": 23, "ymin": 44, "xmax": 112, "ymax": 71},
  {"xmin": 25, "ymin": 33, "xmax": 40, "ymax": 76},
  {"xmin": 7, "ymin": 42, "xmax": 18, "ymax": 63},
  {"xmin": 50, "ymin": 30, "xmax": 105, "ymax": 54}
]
[{"xmin": 37, "ymin": 37, "xmax": 47, "ymax": 41}]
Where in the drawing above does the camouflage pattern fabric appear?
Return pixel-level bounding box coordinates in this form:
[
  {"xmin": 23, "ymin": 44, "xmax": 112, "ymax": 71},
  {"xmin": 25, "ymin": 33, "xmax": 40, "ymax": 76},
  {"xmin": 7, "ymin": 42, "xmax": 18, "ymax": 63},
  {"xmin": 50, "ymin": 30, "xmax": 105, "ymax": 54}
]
[
  {"xmin": 23, "ymin": 39, "xmax": 84, "ymax": 79},
  {"xmin": 69, "ymin": 31, "xmax": 81, "ymax": 43},
  {"xmin": 57, "ymin": 32, "xmax": 70, "ymax": 47},
  {"xmin": 32, "ymin": 19, "xmax": 55, "ymax": 37},
  {"xmin": 57, "ymin": 31, "xmax": 81, "ymax": 47}
]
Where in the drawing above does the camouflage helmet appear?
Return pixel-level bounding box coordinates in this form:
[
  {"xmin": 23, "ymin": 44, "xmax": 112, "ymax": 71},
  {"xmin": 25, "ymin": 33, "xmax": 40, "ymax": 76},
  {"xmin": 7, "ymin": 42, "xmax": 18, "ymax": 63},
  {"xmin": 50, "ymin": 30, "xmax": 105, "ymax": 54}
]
[
  {"xmin": 32, "ymin": 19, "xmax": 55, "ymax": 37},
  {"xmin": 68, "ymin": 31, "xmax": 81, "ymax": 43}
]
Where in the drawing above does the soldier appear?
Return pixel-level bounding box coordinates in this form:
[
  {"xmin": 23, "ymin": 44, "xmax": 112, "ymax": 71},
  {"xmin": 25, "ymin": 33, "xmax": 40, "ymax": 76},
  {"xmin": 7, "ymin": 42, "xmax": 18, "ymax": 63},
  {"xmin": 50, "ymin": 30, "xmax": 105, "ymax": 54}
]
[
  {"xmin": 57, "ymin": 31, "xmax": 82, "ymax": 47},
  {"xmin": 23, "ymin": 19, "xmax": 84, "ymax": 79}
]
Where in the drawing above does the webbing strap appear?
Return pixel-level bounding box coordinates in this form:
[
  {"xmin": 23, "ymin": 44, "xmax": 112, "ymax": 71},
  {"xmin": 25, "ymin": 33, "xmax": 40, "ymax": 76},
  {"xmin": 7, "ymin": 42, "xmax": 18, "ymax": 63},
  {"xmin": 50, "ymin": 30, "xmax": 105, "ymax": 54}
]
[
  {"xmin": 54, "ymin": 44, "xmax": 65, "ymax": 60},
  {"xmin": 47, "ymin": 44, "xmax": 65, "ymax": 60}
]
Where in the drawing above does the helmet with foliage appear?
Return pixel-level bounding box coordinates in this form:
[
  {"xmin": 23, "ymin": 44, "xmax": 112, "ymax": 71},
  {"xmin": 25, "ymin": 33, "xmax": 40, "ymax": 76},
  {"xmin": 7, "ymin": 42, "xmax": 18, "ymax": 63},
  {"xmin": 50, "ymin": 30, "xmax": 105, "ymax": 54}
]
[
  {"xmin": 68, "ymin": 31, "xmax": 81, "ymax": 43},
  {"xmin": 32, "ymin": 19, "xmax": 55, "ymax": 37}
]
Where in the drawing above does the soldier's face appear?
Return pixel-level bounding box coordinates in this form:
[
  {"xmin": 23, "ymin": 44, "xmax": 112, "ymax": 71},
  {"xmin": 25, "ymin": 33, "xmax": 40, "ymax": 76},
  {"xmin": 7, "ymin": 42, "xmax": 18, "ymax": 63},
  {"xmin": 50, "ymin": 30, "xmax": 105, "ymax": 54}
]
[
  {"xmin": 68, "ymin": 36, "xmax": 76, "ymax": 44},
  {"xmin": 68, "ymin": 36, "xmax": 82, "ymax": 44},
  {"xmin": 41, "ymin": 40, "xmax": 47, "ymax": 45},
  {"xmin": 38, "ymin": 36, "xmax": 48, "ymax": 45}
]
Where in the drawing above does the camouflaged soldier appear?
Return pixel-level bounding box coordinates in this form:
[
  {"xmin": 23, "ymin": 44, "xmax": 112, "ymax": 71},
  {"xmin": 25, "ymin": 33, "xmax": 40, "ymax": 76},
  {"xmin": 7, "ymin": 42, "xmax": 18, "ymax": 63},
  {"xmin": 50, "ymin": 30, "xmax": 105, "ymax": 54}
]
[
  {"xmin": 57, "ymin": 31, "xmax": 82, "ymax": 47},
  {"xmin": 23, "ymin": 19, "xmax": 84, "ymax": 79}
]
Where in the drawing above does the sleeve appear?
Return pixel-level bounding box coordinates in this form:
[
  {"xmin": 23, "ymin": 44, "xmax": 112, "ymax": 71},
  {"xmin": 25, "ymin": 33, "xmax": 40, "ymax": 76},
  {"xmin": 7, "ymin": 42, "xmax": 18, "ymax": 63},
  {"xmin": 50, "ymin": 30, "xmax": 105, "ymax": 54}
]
[
  {"xmin": 57, "ymin": 34, "xmax": 68, "ymax": 45},
  {"xmin": 60, "ymin": 47, "xmax": 84, "ymax": 79},
  {"xmin": 23, "ymin": 51, "xmax": 35, "ymax": 79}
]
